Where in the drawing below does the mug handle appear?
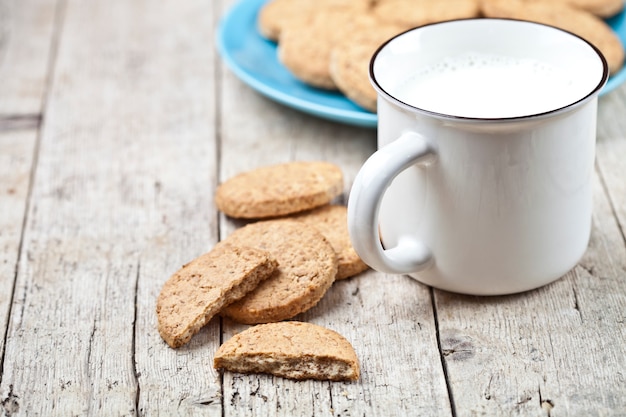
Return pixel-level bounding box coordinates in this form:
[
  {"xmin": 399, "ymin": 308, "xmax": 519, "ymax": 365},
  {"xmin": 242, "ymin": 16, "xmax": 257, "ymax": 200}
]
[{"xmin": 348, "ymin": 131, "xmax": 437, "ymax": 274}]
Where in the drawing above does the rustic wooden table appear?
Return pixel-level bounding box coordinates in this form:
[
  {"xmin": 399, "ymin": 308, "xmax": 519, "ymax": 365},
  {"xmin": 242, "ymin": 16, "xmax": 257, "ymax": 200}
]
[{"xmin": 1, "ymin": 0, "xmax": 625, "ymax": 415}]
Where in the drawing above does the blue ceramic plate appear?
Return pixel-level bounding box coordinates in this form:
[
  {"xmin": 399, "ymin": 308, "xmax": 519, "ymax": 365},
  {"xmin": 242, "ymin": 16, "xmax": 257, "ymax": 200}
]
[{"xmin": 217, "ymin": 0, "xmax": 626, "ymax": 128}]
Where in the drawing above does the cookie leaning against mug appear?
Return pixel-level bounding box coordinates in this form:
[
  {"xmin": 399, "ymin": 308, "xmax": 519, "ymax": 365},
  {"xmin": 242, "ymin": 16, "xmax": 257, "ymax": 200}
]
[
  {"xmin": 481, "ymin": 0, "xmax": 625, "ymax": 75},
  {"xmin": 220, "ymin": 219, "xmax": 338, "ymax": 324}
]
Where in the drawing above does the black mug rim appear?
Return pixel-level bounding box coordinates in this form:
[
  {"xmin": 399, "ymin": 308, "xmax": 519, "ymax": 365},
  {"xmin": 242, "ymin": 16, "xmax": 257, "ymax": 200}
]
[{"xmin": 369, "ymin": 18, "xmax": 610, "ymax": 122}]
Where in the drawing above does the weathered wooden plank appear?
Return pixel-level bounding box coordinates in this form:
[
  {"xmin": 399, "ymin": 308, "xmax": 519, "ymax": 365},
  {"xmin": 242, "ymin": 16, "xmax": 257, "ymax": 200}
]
[
  {"xmin": 0, "ymin": 0, "xmax": 219, "ymax": 415},
  {"xmin": 0, "ymin": 131, "xmax": 37, "ymax": 406},
  {"xmin": 0, "ymin": 0, "xmax": 58, "ymax": 117},
  {"xmin": 216, "ymin": 2, "xmax": 452, "ymax": 415},
  {"xmin": 434, "ymin": 88, "xmax": 626, "ymax": 416},
  {"xmin": 597, "ymin": 86, "xmax": 626, "ymax": 244},
  {"xmin": 0, "ymin": 3, "xmax": 55, "ymax": 385}
]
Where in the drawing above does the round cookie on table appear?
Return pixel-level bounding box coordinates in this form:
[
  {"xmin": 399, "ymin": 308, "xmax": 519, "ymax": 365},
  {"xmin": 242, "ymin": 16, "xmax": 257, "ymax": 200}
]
[
  {"xmin": 215, "ymin": 161, "xmax": 343, "ymax": 219},
  {"xmin": 220, "ymin": 219, "xmax": 338, "ymax": 324}
]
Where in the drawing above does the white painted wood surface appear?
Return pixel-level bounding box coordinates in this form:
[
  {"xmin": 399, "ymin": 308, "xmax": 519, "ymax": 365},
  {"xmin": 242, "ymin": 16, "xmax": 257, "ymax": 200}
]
[
  {"xmin": 0, "ymin": 0, "xmax": 625, "ymax": 415},
  {"xmin": 0, "ymin": 0, "xmax": 58, "ymax": 117}
]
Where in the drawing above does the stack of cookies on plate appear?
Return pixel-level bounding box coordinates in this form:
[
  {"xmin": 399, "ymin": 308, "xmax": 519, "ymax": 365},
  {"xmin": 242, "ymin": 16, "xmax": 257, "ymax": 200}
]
[
  {"xmin": 156, "ymin": 161, "xmax": 366, "ymax": 382},
  {"xmin": 258, "ymin": 0, "xmax": 625, "ymax": 112}
]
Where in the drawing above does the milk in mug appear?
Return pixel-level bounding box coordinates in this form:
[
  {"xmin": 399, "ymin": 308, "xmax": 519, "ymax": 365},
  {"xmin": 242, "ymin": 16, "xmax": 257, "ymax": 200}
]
[{"xmin": 392, "ymin": 52, "xmax": 585, "ymax": 119}]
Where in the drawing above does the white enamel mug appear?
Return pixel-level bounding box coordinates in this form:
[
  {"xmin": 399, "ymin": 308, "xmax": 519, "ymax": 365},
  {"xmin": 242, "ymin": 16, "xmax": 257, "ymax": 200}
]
[{"xmin": 347, "ymin": 19, "xmax": 608, "ymax": 295}]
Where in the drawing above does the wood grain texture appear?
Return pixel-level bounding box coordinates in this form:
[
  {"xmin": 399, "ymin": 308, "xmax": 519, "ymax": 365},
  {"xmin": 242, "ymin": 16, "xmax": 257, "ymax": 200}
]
[
  {"xmin": 597, "ymin": 89, "xmax": 626, "ymax": 245},
  {"xmin": 0, "ymin": 0, "xmax": 59, "ymax": 117},
  {"xmin": 0, "ymin": 0, "xmax": 219, "ymax": 415},
  {"xmin": 1, "ymin": 0, "xmax": 625, "ymax": 414},
  {"xmin": 0, "ymin": 131, "xmax": 37, "ymax": 391}
]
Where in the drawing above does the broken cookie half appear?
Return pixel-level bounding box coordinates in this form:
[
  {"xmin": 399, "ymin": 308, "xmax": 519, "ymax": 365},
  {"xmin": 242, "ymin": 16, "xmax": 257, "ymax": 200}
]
[
  {"xmin": 214, "ymin": 321, "xmax": 360, "ymax": 381},
  {"xmin": 156, "ymin": 242, "xmax": 278, "ymax": 348}
]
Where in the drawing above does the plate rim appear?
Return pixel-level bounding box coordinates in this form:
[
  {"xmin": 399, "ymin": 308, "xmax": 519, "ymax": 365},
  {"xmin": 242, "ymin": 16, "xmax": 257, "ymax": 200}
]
[
  {"xmin": 216, "ymin": 0, "xmax": 378, "ymax": 127},
  {"xmin": 217, "ymin": 0, "xmax": 626, "ymax": 128}
]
